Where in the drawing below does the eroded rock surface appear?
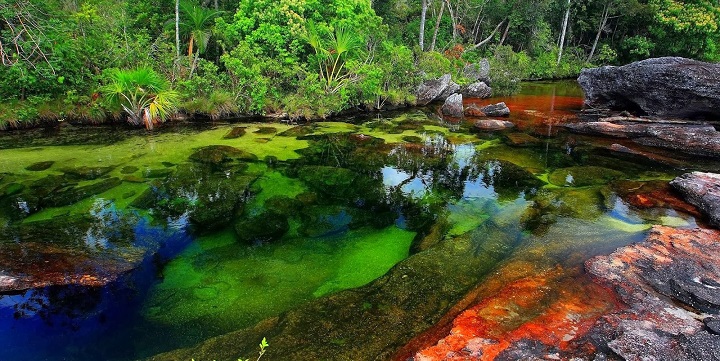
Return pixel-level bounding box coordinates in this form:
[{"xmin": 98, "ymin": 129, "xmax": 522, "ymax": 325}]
[
  {"xmin": 441, "ymin": 93, "xmax": 464, "ymax": 117},
  {"xmin": 585, "ymin": 226, "xmax": 720, "ymax": 360},
  {"xmin": 417, "ymin": 74, "xmax": 453, "ymax": 106},
  {"xmin": 564, "ymin": 117, "xmax": 720, "ymax": 158},
  {"xmin": 671, "ymin": 172, "xmax": 720, "ymax": 227},
  {"xmin": 462, "ymin": 81, "xmax": 492, "ymax": 99},
  {"xmin": 578, "ymin": 57, "xmax": 720, "ymax": 119}
]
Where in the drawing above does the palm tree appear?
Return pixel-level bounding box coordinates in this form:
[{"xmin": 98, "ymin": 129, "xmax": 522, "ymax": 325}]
[
  {"xmin": 178, "ymin": 2, "xmax": 223, "ymax": 75},
  {"xmin": 305, "ymin": 23, "xmax": 362, "ymax": 93},
  {"xmin": 101, "ymin": 68, "xmax": 179, "ymax": 129}
]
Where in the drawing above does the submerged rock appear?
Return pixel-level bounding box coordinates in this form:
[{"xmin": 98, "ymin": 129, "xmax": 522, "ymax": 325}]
[
  {"xmin": 416, "ymin": 74, "xmax": 452, "ymax": 106},
  {"xmin": 441, "ymin": 93, "xmax": 463, "ymax": 117},
  {"xmin": 62, "ymin": 166, "xmax": 115, "ymax": 180},
  {"xmin": 578, "ymin": 57, "xmax": 720, "ymax": 119},
  {"xmin": 189, "ymin": 145, "xmax": 258, "ymax": 166},
  {"xmin": 234, "ymin": 210, "xmax": 289, "ymax": 243},
  {"xmin": 464, "ymin": 104, "xmax": 486, "ymax": 117},
  {"xmin": 548, "ymin": 166, "xmax": 625, "ymax": 187},
  {"xmin": 46, "ymin": 177, "xmax": 122, "ymax": 207},
  {"xmin": 670, "ymin": 172, "xmax": 720, "ymax": 227},
  {"xmin": 25, "ymin": 161, "xmax": 54, "ymax": 171},
  {"xmin": 223, "ymin": 127, "xmax": 246, "ymax": 139},
  {"xmin": 0, "ymin": 214, "xmax": 143, "ymax": 293},
  {"xmin": 461, "ymin": 81, "xmax": 492, "ymax": 99},
  {"xmin": 254, "ymin": 127, "xmax": 277, "ymax": 135}
]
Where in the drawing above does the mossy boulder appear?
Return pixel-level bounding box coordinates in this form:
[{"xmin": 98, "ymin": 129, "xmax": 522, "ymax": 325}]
[
  {"xmin": 189, "ymin": 145, "xmax": 258, "ymax": 167},
  {"xmin": 46, "ymin": 177, "xmax": 122, "ymax": 207},
  {"xmin": 264, "ymin": 196, "xmax": 303, "ymax": 215},
  {"xmin": 25, "ymin": 161, "xmax": 54, "ymax": 171},
  {"xmin": 548, "ymin": 166, "xmax": 625, "ymax": 187},
  {"xmin": 143, "ymin": 168, "xmax": 174, "ymax": 179},
  {"xmin": 234, "ymin": 210, "xmax": 289, "ymax": 243},
  {"xmin": 121, "ymin": 166, "xmax": 139, "ymax": 174},
  {"xmin": 254, "ymin": 127, "xmax": 278, "ymax": 135},
  {"xmin": 62, "ymin": 166, "xmax": 115, "ymax": 180},
  {"xmin": 297, "ymin": 166, "xmax": 357, "ymax": 189},
  {"xmin": 223, "ymin": 127, "xmax": 247, "ymax": 139}
]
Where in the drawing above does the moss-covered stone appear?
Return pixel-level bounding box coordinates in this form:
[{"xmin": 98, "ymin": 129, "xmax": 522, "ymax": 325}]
[
  {"xmin": 223, "ymin": 127, "xmax": 247, "ymax": 139},
  {"xmin": 121, "ymin": 166, "xmax": 139, "ymax": 174},
  {"xmin": 46, "ymin": 177, "xmax": 122, "ymax": 207},
  {"xmin": 298, "ymin": 206, "xmax": 353, "ymax": 237},
  {"xmin": 474, "ymin": 159, "xmax": 544, "ymax": 200},
  {"xmin": 297, "ymin": 165, "xmax": 357, "ymax": 189},
  {"xmin": 143, "ymin": 168, "xmax": 174, "ymax": 179},
  {"xmin": 25, "ymin": 161, "xmax": 54, "ymax": 171},
  {"xmin": 548, "ymin": 166, "xmax": 625, "ymax": 187},
  {"xmin": 62, "ymin": 166, "xmax": 115, "ymax": 180},
  {"xmin": 254, "ymin": 127, "xmax": 278, "ymax": 135},
  {"xmin": 189, "ymin": 145, "xmax": 258, "ymax": 167},
  {"xmin": 402, "ymin": 135, "xmax": 423, "ymax": 143},
  {"xmin": 235, "ymin": 210, "xmax": 289, "ymax": 243}
]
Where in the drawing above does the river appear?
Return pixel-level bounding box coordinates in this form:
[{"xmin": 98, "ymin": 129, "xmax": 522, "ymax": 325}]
[{"xmin": 0, "ymin": 81, "xmax": 713, "ymax": 360}]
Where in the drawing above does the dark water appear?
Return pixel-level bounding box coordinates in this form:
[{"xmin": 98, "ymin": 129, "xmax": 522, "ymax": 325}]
[{"xmin": 0, "ymin": 81, "xmax": 712, "ymax": 360}]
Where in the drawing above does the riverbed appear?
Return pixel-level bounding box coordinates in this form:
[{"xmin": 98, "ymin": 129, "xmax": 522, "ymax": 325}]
[{"xmin": 0, "ymin": 81, "xmax": 714, "ymax": 360}]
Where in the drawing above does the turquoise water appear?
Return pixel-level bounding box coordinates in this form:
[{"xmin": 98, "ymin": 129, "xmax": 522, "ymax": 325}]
[{"xmin": 0, "ymin": 82, "xmax": 711, "ymax": 360}]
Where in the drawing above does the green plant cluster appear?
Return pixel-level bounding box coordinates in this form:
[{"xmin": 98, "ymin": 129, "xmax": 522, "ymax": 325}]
[{"xmin": 0, "ymin": 0, "xmax": 718, "ymax": 127}]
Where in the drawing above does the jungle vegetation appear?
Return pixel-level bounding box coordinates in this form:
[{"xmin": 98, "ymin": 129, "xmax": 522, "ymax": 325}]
[{"xmin": 0, "ymin": 0, "xmax": 718, "ymax": 127}]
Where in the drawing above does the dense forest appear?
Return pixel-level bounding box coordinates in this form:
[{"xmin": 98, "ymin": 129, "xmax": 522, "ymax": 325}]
[{"xmin": 0, "ymin": 0, "xmax": 718, "ymax": 127}]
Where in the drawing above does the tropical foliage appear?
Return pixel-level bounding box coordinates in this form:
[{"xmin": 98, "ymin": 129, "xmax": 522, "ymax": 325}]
[{"xmin": 0, "ymin": 0, "xmax": 718, "ymax": 126}]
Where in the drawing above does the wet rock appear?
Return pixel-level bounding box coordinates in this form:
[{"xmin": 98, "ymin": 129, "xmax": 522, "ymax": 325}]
[
  {"xmin": 474, "ymin": 119, "xmax": 514, "ymax": 131},
  {"xmin": 254, "ymin": 127, "xmax": 277, "ymax": 135},
  {"xmin": 564, "ymin": 118, "xmax": 720, "ymax": 158},
  {"xmin": 264, "ymin": 195, "xmax": 302, "ymax": 215},
  {"xmin": 223, "ymin": 127, "xmax": 246, "ymax": 139},
  {"xmin": 129, "ymin": 187, "xmax": 157, "ymax": 209},
  {"xmin": 610, "ymin": 180, "xmax": 701, "ymax": 217},
  {"xmin": 46, "ymin": 177, "xmax": 122, "ymax": 207},
  {"xmin": 188, "ymin": 145, "xmax": 258, "ymax": 167},
  {"xmin": 475, "ymin": 159, "xmax": 544, "ymax": 201},
  {"xmin": 463, "ymin": 59, "xmax": 490, "ymax": 83},
  {"xmin": 441, "ymin": 93, "xmax": 463, "ymax": 117},
  {"xmin": 234, "ymin": 210, "xmax": 289, "ymax": 243},
  {"xmin": 25, "ymin": 161, "xmax": 54, "ymax": 171},
  {"xmin": 296, "ymin": 165, "xmax": 357, "ymax": 189},
  {"xmin": 461, "ymin": 81, "xmax": 492, "ymax": 99},
  {"xmin": 505, "ymin": 133, "xmax": 541, "ymax": 147},
  {"xmin": 670, "ymin": 172, "xmax": 720, "ymax": 227},
  {"xmin": 122, "ymin": 175, "xmax": 146, "ymax": 183},
  {"xmin": 705, "ymin": 318, "xmax": 720, "ymax": 335},
  {"xmin": 121, "ymin": 166, "xmax": 139, "ymax": 174},
  {"xmin": 464, "ymin": 104, "xmax": 486, "ymax": 117},
  {"xmin": 143, "ymin": 168, "xmax": 174, "ymax": 179},
  {"xmin": 607, "ymin": 143, "xmax": 683, "ymax": 166},
  {"xmin": 548, "ymin": 166, "xmax": 625, "ymax": 187},
  {"xmin": 586, "ymin": 226, "xmax": 720, "ymax": 361},
  {"xmin": 62, "ymin": 166, "xmax": 115, "ymax": 180},
  {"xmin": 416, "ymin": 74, "xmax": 452, "ymax": 106},
  {"xmin": 480, "ymin": 102, "xmax": 510, "ymax": 117},
  {"xmin": 0, "ymin": 214, "xmax": 143, "ymax": 293},
  {"xmin": 578, "ymin": 57, "xmax": 720, "ymax": 119},
  {"xmin": 437, "ymin": 80, "xmax": 460, "ymax": 102},
  {"xmin": 402, "ymin": 135, "xmax": 423, "ymax": 143}
]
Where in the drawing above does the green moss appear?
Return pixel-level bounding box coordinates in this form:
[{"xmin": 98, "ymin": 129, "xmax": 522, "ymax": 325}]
[{"xmin": 548, "ymin": 166, "xmax": 626, "ymax": 187}]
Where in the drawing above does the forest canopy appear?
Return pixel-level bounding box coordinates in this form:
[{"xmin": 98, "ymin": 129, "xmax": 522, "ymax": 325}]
[{"xmin": 0, "ymin": 0, "xmax": 718, "ymax": 125}]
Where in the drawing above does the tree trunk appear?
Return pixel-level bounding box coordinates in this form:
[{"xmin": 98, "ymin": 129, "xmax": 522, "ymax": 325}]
[
  {"xmin": 587, "ymin": 1, "xmax": 610, "ymax": 63},
  {"xmin": 464, "ymin": 19, "xmax": 505, "ymax": 53},
  {"xmin": 419, "ymin": 0, "xmax": 428, "ymax": 51},
  {"xmin": 499, "ymin": 19, "xmax": 510, "ymax": 46},
  {"xmin": 444, "ymin": 0, "xmax": 457, "ymax": 42},
  {"xmin": 175, "ymin": 0, "xmax": 180, "ymax": 59},
  {"xmin": 557, "ymin": 0, "xmax": 571, "ymax": 65},
  {"xmin": 430, "ymin": 1, "xmax": 445, "ymax": 52}
]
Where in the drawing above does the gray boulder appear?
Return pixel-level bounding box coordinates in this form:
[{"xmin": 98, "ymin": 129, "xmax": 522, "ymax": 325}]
[
  {"xmin": 463, "ymin": 59, "xmax": 490, "ymax": 83},
  {"xmin": 670, "ymin": 172, "xmax": 720, "ymax": 227},
  {"xmin": 416, "ymin": 74, "xmax": 452, "ymax": 106},
  {"xmin": 474, "ymin": 119, "xmax": 514, "ymax": 131},
  {"xmin": 462, "ymin": 81, "xmax": 492, "ymax": 99},
  {"xmin": 480, "ymin": 102, "xmax": 510, "ymax": 117},
  {"xmin": 441, "ymin": 93, "xmax": 463, "ymax": 117},
  {"xmin": 578, "ymin": 57, "xmax": 720, "ymax": 119},
  {"xmin": 437, "ymin": 81, "xmax": 461, "ymax": 101}
]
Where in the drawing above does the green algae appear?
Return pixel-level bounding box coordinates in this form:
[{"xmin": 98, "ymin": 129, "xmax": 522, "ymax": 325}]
[{"xmin": 142, "ymin": 225, "xmax": 414, "ymax": 334}]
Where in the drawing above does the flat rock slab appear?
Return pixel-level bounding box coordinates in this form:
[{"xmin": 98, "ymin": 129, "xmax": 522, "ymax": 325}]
[
  {"xmin": 564, "ymin": 117, "xmax": 720, "ymax": 158},
  {"xmin": 474, "ymin": 119, "xmax": 514, "ymax": 131},
  {"xmin": 578, "ymin": 57, "xmax": 720, "ymax": 119},
  {"xmin": 586, "ymin": 226, "xmax": 720, "ymax": 360},
  {"xmin": 671, "ymin": 172, "xmax": 720, "ymax": 227}
]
